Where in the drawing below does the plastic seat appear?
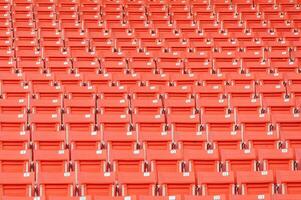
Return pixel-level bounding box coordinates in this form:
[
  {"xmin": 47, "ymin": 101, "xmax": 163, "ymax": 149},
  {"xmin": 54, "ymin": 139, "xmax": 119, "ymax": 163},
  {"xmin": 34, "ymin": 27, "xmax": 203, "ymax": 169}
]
[
  {"xmin": 146, "ymin": 140, "xmax": 183, "ymax": 173},
  {"xmin": 256, "ymin": 84, "xmax": 287, "ymax": 101},
  {"xmin": 225, "ymin": 84, "xmax": 255, "ymax": 101},
  {"xmin": 65, "ymin": 99, "xmax": 95, "ymax": 115},
  {"xmin": 45, "ymin": 56, "xmax": 72, "ymax": 73},
  {"xmin": 64, "ymin": 113, "xmax": 96, "ymax": 134},
  {"xmin": 65, "ymin": 85, "xmax": 96, "ymax": 100},
  {"xmin": 55, "ymin": 73, "xmax": 83, "ymax": 87},
  {"xmin": 113, "ymin": 73, "xmax": 141, "ymax": 87},
  {"xmin": 165, "ymin": 98, "xmax": 196, "ymax": 115},
  {"xmin": 128, "ymin": 53, "xmax": 155, "ymax": 73},
  {"xmin": 37, "ymin": 172, "xmax": 75, "ymax": 199},
  {"xmin": 132, "ymin": 99, "xmax": 163, "ymax": 116},
  {"xmin": 118, "ymin": 172, "xmax": 157, "ymax": 196},
  {"xmin": 168, "ymin": 114, "xmax": 201, "ymax": 143},
  {"xmin": 71, "ymin": 144, "xmax": 107, "ymax": 174},
  {"xmin": 258, "ymin": 148, "xmax": 295, "ymax": 171},
  {"xmin": 25, "ymin": 72, "xmax": 53, "ymax": 86},
  {"xmin": 0, "ymin": 99, "xmax": 27, "ymax": 114},
  {"xmin": 32, "ymin": 129, "xmax": 65, "ymax": 152},
  {"xmin": 229, "ymin": 195, "xmax": 272, "ymax": 200},
  {"xmin": 256, "ymin": 72, "xmax": 285, "ymax": 85},
  {"xmin": 34, "ymin": 149, "xmax": 69, "ymax": 173},
  {"xmin": 193, "ymin": 85, "xmax": 224, "ymax": 101},
  {"xmin": 130, "ymin": 85, "xmax": 161, "ymax": 100},
  {"xmin": 31, "ymin": 99, "xmax": 62, "ymax": 114},
  {"xmin": 198, "ymin": 98, "xmax": 229, "ymax": 116},
  {"xmin": 221, "ymin": 149, "xmax": 257, "ymax": 172},
  {"xmin": 236, "ymin": 171, "xmax": 274, "ymax": 195},
  {"xmin": 227, "ymin": 72, "xmax": 255, "ymax": 85},
  {"xmin": 2, "ymin": 84, "xmax": 31, "ymax": 100},
  {"xmin": 133, "ymin": 114, "xmax": 168, "ymax": 142},
  {"xmin": 230, "ymin": 98, "xmax": 261, "ymax": 115},
  {"xmin": 140, "ymin": 196, "xmax": 182, "ymax": 200},
  {"xmin": 141, "ymin": 73, "xmax": 170, "ymax": 87},
  {"xmin": 98, "ymin": 114, "xmax": 134, "ymax": 141},
  {"xmin": 285, "ymin": 72, "xmax": 301, "ymax": 85},
  {"xmin": 200, "ymin": 73, "xmax": 227, "ymax": 86},
  {"xmin": 0, "ymin": 130, "xmax": 29, "ymax": 152},
  {"xmin": 197, "ymin": 171, "xmax": 235, "ymax": 197},
  {"xmin": 0, "ymin": 72, "xmax": 24, "ymax": 86},
  {"xmin": 97, "ymin": 85, "xmax": 128, "ymax": 100},
  {"xmin": 158, "ymin": 171, "xmax": 196, "ymax": 196},
  {"xmin": 78, "ymin": 172, "xmax": 116, "ymax": 197},
  {"xmin": 183, "ymin": 138, "xmax": 219, "ymax": 171},
  {"xmin": 98, "ymin": 98, "xmax": 129, "ymax": 115},
  {"xmin": 30, "ymin": 113, "xmax": 61, "ymax": 132},
  {"xmin": 101, "ymin": 52, "xmax": 127, "ymax": 74},
  {"xmin": 0, "ymin": 172, "xmax": 34, "ymax": 197},
  {"xmin": 16, "ymin": 55, "xmax": 43, "ymax": 73},
  {"xmin": 272, "ymin": 194, "xmax": 301, "ymax": 200},
  {"xmin": 272, "ymin": 114, "xmax": 301, "ymax": 148},
  {"xmin": 184, "ymin": 51, "xmax": 211, "ymax": 74},
  {"xmin": 84, "ymin": 73, "xmax": 112, "ymax": 87},
  {"xmin": 72, "ymin": 54, "xmax": 100, "ymax": 74},
  {"xmin": 0, "ymin": 49, "xmax": 15, "ymax": 72},
  {"xmin": 33, "ymin": 85, "xmax": 64, "ymax": 100},
  {"xmin": 203, "ymin": 114, "xmax": 241, "ymax": 150},
  {"xmin": 239, "ymin": 114, "xmax": 278, "ymax": 150},
  {"xmin": 92, "ymin": 38, "xmax": 114, "ymax": 54},
  {"xmin": 162, "ymin": 85, "xmax": 192, "ymax": 100},
  {"xmin": 288, "ymin": 84, "xmax": 301, "ymax": 104},
  {"xmin": 276, "ymin": 171, "xmax": 301, "ymax": 195},
  {"xmin": 110, "ymin": 140, "xmax": 144, "ymax": 173},
  {"xmin": 2, "ymin": 197, "xmax": 46, "ymax": 200},
  {"xmin": 170, "ymin": 73, "xmax": 198, "ymax": 86},
  {"xmin": 184, "ymin": 195, "xmax": 227, "ymax": 200},
  {"xmin": 94, "ymin": 196, "xmax": 136, "ymax": 200},
  {"xmin": 47, "ymin": 197, "xmax": 92, "ymax": 200},
  {"xmin": 0, "ymin": 148, "xmax": 31, "ymax": 173},
  {"xmin": 0, "ymin": 113, "xmax": 27, "ymax": 133},
  {"xmin": 242, "ymin": 59, "xmax": 270, "ymax": 74},
  {"xmin": 3, "ymin": 0, "xmax": 301, "ymax": 198},
  {"xmin": 157, "ymin": 53, "xmax": 184, "ymax": 74},
  {"xmin": 214, "ymin": 53, "xmax": 240, "ymax": 73}
]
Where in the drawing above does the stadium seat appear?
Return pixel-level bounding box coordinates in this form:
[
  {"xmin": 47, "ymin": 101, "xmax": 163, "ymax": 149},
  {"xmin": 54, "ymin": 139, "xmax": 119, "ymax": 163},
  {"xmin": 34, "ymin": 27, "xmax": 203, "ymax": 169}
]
[
  {"xmin": 236, "ymin": 171, "xmax": 274, "ymax": 195},
  {"xmin": 0, "ymin": 172, "xmax": 34, "ymax": 197},
  {"xmin": 197, "ymin": 171, "xmax": 235, "ymax": 196},
  {"xmin": 2, "ymin": 0, "xmax": 301, "ymax": 198},
  {"xmin": 158, "ymin": 171, "xmax": 196, "ymax": 196},
  {"xmin": 276, "ymin": 171, "xmax": 301, "ymax": 195},
  {"xmin": 221, "ymin": 149, "xmax": 257, "ymax": 172}
]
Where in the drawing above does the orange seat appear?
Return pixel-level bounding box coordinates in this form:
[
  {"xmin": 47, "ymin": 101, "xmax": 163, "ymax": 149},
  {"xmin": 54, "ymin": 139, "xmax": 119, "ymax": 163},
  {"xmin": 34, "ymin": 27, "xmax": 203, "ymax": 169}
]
[
  {"xmin": 110, "ymin": 141, "xmax": 144, "ymax": 173},
  {"xmin": 221, "ymin": 149, "xmax": 257, "ymax": 172},
  {"xmin": 0, "ymin": 99, "xmax": 27, "ymax": 114},
  {"xmin": 0, "ymin": 172, "xmax": 34, "ymax": 198},
  {"xmin": 197, "ymin": 171, "xmax": 235, "ymax": 198},
  {"xmin": 167, "ymin": 114, "xmax": 201, "ymax": 142},
  {"xmin": 133, "ymin": 114, "xmax": 169, "ymax": 142},
  {"xmin": 184, "ymin": 195, "xmax": 227, "ymax": 200},
  {"xmin": 237, "ymin": 171, "xmax": 274, "ymax": 195},
  {"xmin": 272, "ymin": 114, "xmax": 301, "ymax": 148},
  {"xmin": 118, "ymin": 172, "xmax": 157, "ymax": 196},
  {"xmin": 158, "ymin": 171, "xmax": 196, "ymax": 196},
  {"xmin": 38, "ymin": 172, "xmax": 75, "ymax": 199},
  {"xmin": 276, "ymin": 171, "xmax": 301, "ymax": 195},
  {"xmin": 146, "ymin": 141, "xmax": 183, "ymax": 173},
  {"xmin": 98, "ymin": 114, "xmax": 134, "ymax": 141},
  {"xmin": 78, "ymin": 172, "xmax": 116, "ymax": 197},
  {"xmin": 258, "ymin": 148, "xmax": 295, "ymax": 171}
]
